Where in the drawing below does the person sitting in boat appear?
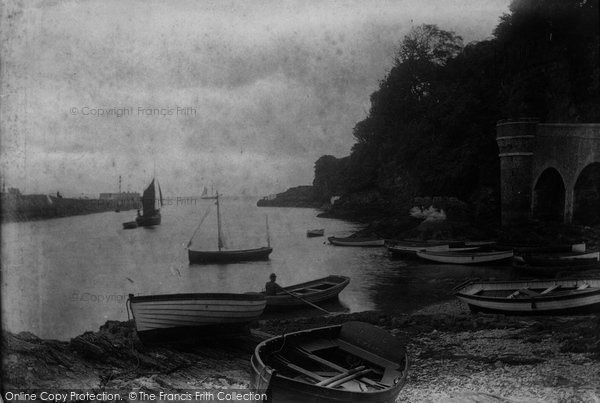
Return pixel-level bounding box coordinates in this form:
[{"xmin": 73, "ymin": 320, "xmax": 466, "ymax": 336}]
[{"xmin": 265, "ymin": 273, "xmax": 282, "ymax": 295}]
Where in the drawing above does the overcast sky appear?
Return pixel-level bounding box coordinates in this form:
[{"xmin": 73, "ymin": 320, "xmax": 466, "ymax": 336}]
[{"xmin": 1, "ymin": 0, "xmax": 510, "ymax": 197}]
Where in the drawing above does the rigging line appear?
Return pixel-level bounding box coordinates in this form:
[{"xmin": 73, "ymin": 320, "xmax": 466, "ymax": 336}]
[{"xmin": 186, "ymin": 205, "xmax": 213, "ymax": 248}]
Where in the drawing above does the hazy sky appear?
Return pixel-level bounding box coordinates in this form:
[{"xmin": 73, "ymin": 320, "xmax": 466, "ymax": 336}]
[{"xmin": 1, "ymin": 0, "xmax": 511, "ymax": 197}]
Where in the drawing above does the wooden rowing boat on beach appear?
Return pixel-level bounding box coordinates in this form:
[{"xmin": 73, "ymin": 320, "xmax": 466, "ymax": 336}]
[
  {"xmin": 416, "ymin": 249, "xmax": 514, "ymax": 264},
  {"xmin": 328, "ymin": 237, "xmax": 384, "ymax": 247},
  {"xmin": 455, "ymin": 278, "xmax": 600, "ymax": 315},
  {"xmin": 127, "ymin": 292, "xmax": 266, "ymax": 342},
  {"xmin": 250, "ymin": 321, "xmax": 408, "ymax": 402},
  {"xmin": 263, "ymin": 275, "xmax": 350, "ymax": 309}
]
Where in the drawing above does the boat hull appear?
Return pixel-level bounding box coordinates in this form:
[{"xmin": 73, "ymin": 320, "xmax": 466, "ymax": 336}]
[
  {"xmin": 307, "ymin": 229, "xmax": 325, "ymax": 237},
  {"xmin": 328, "ymin": 237, "xmax": 384, "ymax": 247},
  {"xmin": 136, "ymin": 211, "xmax": 161, "ymax": 227},
  {"xmin": 455, "ymin": 279, "xmax": 600, "ymax": 315},
  {"xmin": 250, "ymin": 322, "xmax": 408, "ymax": 403},
  {"xmin": 264, "ymin": 275, "xmax": 350, "ymax": 308},
  {"xmin": 128, "ymin": 293, "xmax": 266, "ymax": 342},
  {"xmin": 122, "ymin": 221, "xmax": 138, "ymax": 229},
  {"xmin": 188, "ymin": 247, "xmax": 273, "ymax": 264},
  {"xmin": 512, "ymin": 260, "xmax": 600, "ymax": 276},
  {"xmin": 416, "ymin": 250, "xmax": 513, "ymax": 264}
]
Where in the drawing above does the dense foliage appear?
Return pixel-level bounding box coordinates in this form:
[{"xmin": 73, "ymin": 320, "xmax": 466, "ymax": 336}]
[{"xmin": 313, "ymin": 0, "xmax": 599, "ymax": 218}]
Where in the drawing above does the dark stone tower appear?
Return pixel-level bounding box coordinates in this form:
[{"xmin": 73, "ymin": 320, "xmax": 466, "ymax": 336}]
[{"xmin": 496, "ymin": 119, "xmax": 538, "ymax": 225}]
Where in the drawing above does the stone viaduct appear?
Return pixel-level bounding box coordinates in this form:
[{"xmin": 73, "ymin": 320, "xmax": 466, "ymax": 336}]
[{"xmin": 496, "ymin": 119, "xmax": 600, "ymax": 226}]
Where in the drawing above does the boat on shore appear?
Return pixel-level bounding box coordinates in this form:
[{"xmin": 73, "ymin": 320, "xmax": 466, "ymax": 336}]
[
  {"xmin": 416, "ymin": 249, "xmax": 513, "ymax": 264},
  {"xmin": 455, "ymin": 278, "xmax": 600, "ymax": 315},
  {"xmin": 328, "ymin": 237, "xmax": 384, "ymax": 247},
  {"xmin": 263, "ymin": 275, "xmax": 350, "ymax": 309},
  {"xmin": 250, "ymin": 321, "xmax": 408, "ymax": 402},
  {"xmin": 307, "ymin": 229, "xmax": 325, "ymax": 238},
  {"xmin": 135, "ymin": 178, "xmax": 163, "ymax": 227},
  {"xmin": 127, "ymin": 292, "xmax": 266, "ymax": 342},
  {"xmin": 187, "ymin": 192, "xmax": 273, "ymax": 264}
]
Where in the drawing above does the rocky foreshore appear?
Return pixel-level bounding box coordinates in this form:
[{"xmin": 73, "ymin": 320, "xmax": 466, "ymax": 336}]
[{"xmin": 4, "ymin": 302, "xmax": 600, "ymax": 402}]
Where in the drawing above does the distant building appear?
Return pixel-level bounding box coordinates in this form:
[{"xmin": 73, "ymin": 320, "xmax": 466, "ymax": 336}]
[{"xmin": 99, "ymin": 192, "xmax": 140, "ymax": 202}]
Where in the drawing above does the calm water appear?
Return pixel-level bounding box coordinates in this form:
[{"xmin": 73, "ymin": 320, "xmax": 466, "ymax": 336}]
[{"xmin": 1, "ymin": 200, "xmax": 516, "ymax": 340}]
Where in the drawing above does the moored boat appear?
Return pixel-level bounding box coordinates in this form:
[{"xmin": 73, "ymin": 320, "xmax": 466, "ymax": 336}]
[
  {"xmin": 263, "ymin": 275, "xmax": 350, "ymax": 309},
  {"xmin": 498, "ymin": 243, "xmax": 586, "ymax": 254},
  {"xmin": 328, "ymin": 237, "xmax": 384, "ymax": 247},
  {"xmin": 250, "ymin": 321, "xmax": 408, "ymax": 402},
  {"xmin": 122, "ymin": 221, "xmax": 138, "ymax": 229},
  {"xmin": 455, "ymin": 278, "xmax": 600, "ymax": 315},
  {"xmin": 517, "ymin": 251, "xmax": 599, "ymax": 266},
  {"xmin": 512, "ymin": 259, "xmax": 600, "ymax": 276},
  {"xmin": 187, "ymin": 192, "xmax": 273, "ymax": 264},
  {"xmin": 127, "ymin": 292, "xmax": 266, "ymax": 342},
  {"xmin": 134, "ymin": 178, "xmax": 163, "ymax": 227},
  {"xmin": 385, "ymin": 240, "xmax": 480, "ymax": 258},
  {"xmin": 307, "ymin": 229, "xmax": 325, "ymax": 238},
  {"xmin": 188, "ymin": 246, "xmax": 273, "ymax": 263},
  {"xmin": 416, "ymin": 249, "xmax": 513, "ymax": 264}
]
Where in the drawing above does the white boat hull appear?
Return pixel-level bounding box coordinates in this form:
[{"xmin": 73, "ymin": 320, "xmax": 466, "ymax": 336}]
[
  {"xmin": 128, "ymin": 293, "xmax": 266, "ymax": 341},
  {"xmin": 456, "ymin": 279, "xmax": 600, "ymax": 315},
  {"xmin": 416, "ymin": 250, "xmax": 513, "ymax": 264}
]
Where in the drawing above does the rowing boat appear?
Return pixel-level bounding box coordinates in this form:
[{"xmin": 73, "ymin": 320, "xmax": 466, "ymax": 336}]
[
  {"xmin": 250, "ymin": 321, "xmax": 408, "ymax": 402},
  {"xmin": 416, "ymin": 249, "xmax": 513, "ymax": 264},
  {"xmin": 384, "ymin": 241, "xmax": 480, "ymax": 258},
  {"xmin": 328, "ymin": 237, "xmax": 384, "ymax": 247},
  {"xmin": 516, "ymin": 251, "xmax": 600, "ymax": 265},
  {"xmin": 127, "ymin": 292, "xmax": 266, "ymax": 342},
  {"xmin": 512, "ymin": 259, "xmax": 600, "ymax": 276},
  {"xmin": 307, "ymin": 229, "xmax": 325, "ymax": 237},
  {"xmin": 263, "ymin": 275, "xmax": 350, "ymax": 309},
  {"xmin": 455, "ymin": 278, "xmax": 600, "ymax": 315},
  {"xmin": 498, "ymin": 243, "xmax": 586, "ymax": 254}
]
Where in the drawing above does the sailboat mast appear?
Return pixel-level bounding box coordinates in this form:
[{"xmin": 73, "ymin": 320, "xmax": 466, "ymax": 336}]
[
  {"xmin": 216, "ymin": 192, "xmax": 223, "ymax": 251},
  {"xmin": 265, "ymin": 214, "xmax": 270, "ymax": 247}
]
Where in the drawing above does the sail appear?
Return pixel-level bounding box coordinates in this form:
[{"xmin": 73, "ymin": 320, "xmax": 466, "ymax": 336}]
[
  {"xmin": 142, "ymin": 179, "xmax": 156, "ymax": 215},
  {"xmin": 158, "ymin": 180, "xmax": 163, "ymax": 207},
  {"xmin": 201, "ymin": 187, "xmax": 208, "ymax": 197}
]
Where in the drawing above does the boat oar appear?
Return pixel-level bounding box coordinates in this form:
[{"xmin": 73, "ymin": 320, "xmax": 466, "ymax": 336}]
[{"xmin": 279, "ymin": 288, "xmax": 331, "ymax": 314}]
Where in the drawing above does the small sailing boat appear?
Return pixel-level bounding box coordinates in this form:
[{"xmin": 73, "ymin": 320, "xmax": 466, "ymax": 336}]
[
  {"xmin": 201, "ymin": 185, "xmax": 215, "ymax": 200},
  {"xmin": 188, "ymin": 192, "xmax": 273, "ymax": 264},
  {"xmin": 114, "ymin": 175, "xmax": 122, "ymax": 212},
  {"xmin": 135, "ymin": 178, "xmax": 163, "ymax": 227}
]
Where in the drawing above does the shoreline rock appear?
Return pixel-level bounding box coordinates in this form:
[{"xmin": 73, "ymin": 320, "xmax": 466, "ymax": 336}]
[{"xmin": 3, "ymin": 305, "xmax": 599, "ymax": 401}]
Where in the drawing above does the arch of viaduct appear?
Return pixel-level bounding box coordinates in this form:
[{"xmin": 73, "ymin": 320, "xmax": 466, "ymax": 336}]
[{"xmin": 496, "ymin": 119, "xmax": 600, "ymax": 225}]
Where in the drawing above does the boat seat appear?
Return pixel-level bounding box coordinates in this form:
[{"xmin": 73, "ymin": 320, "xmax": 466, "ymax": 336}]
[
  {"xmin": 518, "ymin": 288, "xmax": 540, "ymax": 297},
  {"xmin": 541, "ymin": 285, "xmax": 561, "ymax": 295},
  {"xmin": 295, "ymin": 345, "xmax": 386, "ymax": 390},
  {"xmin": 507, "ymin": 288, "xmax": 540, "ymax": 298},
  {"xmin": 468, "ymin": 288, "xmax": 483, "ymax": 295},
  {"xmin": 339, "ymin": 321, "xmax": 407, "ymax": 366},
  {"xmin": 576, "ymin": 283, "xmax": 590, "ymax": 291}
]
